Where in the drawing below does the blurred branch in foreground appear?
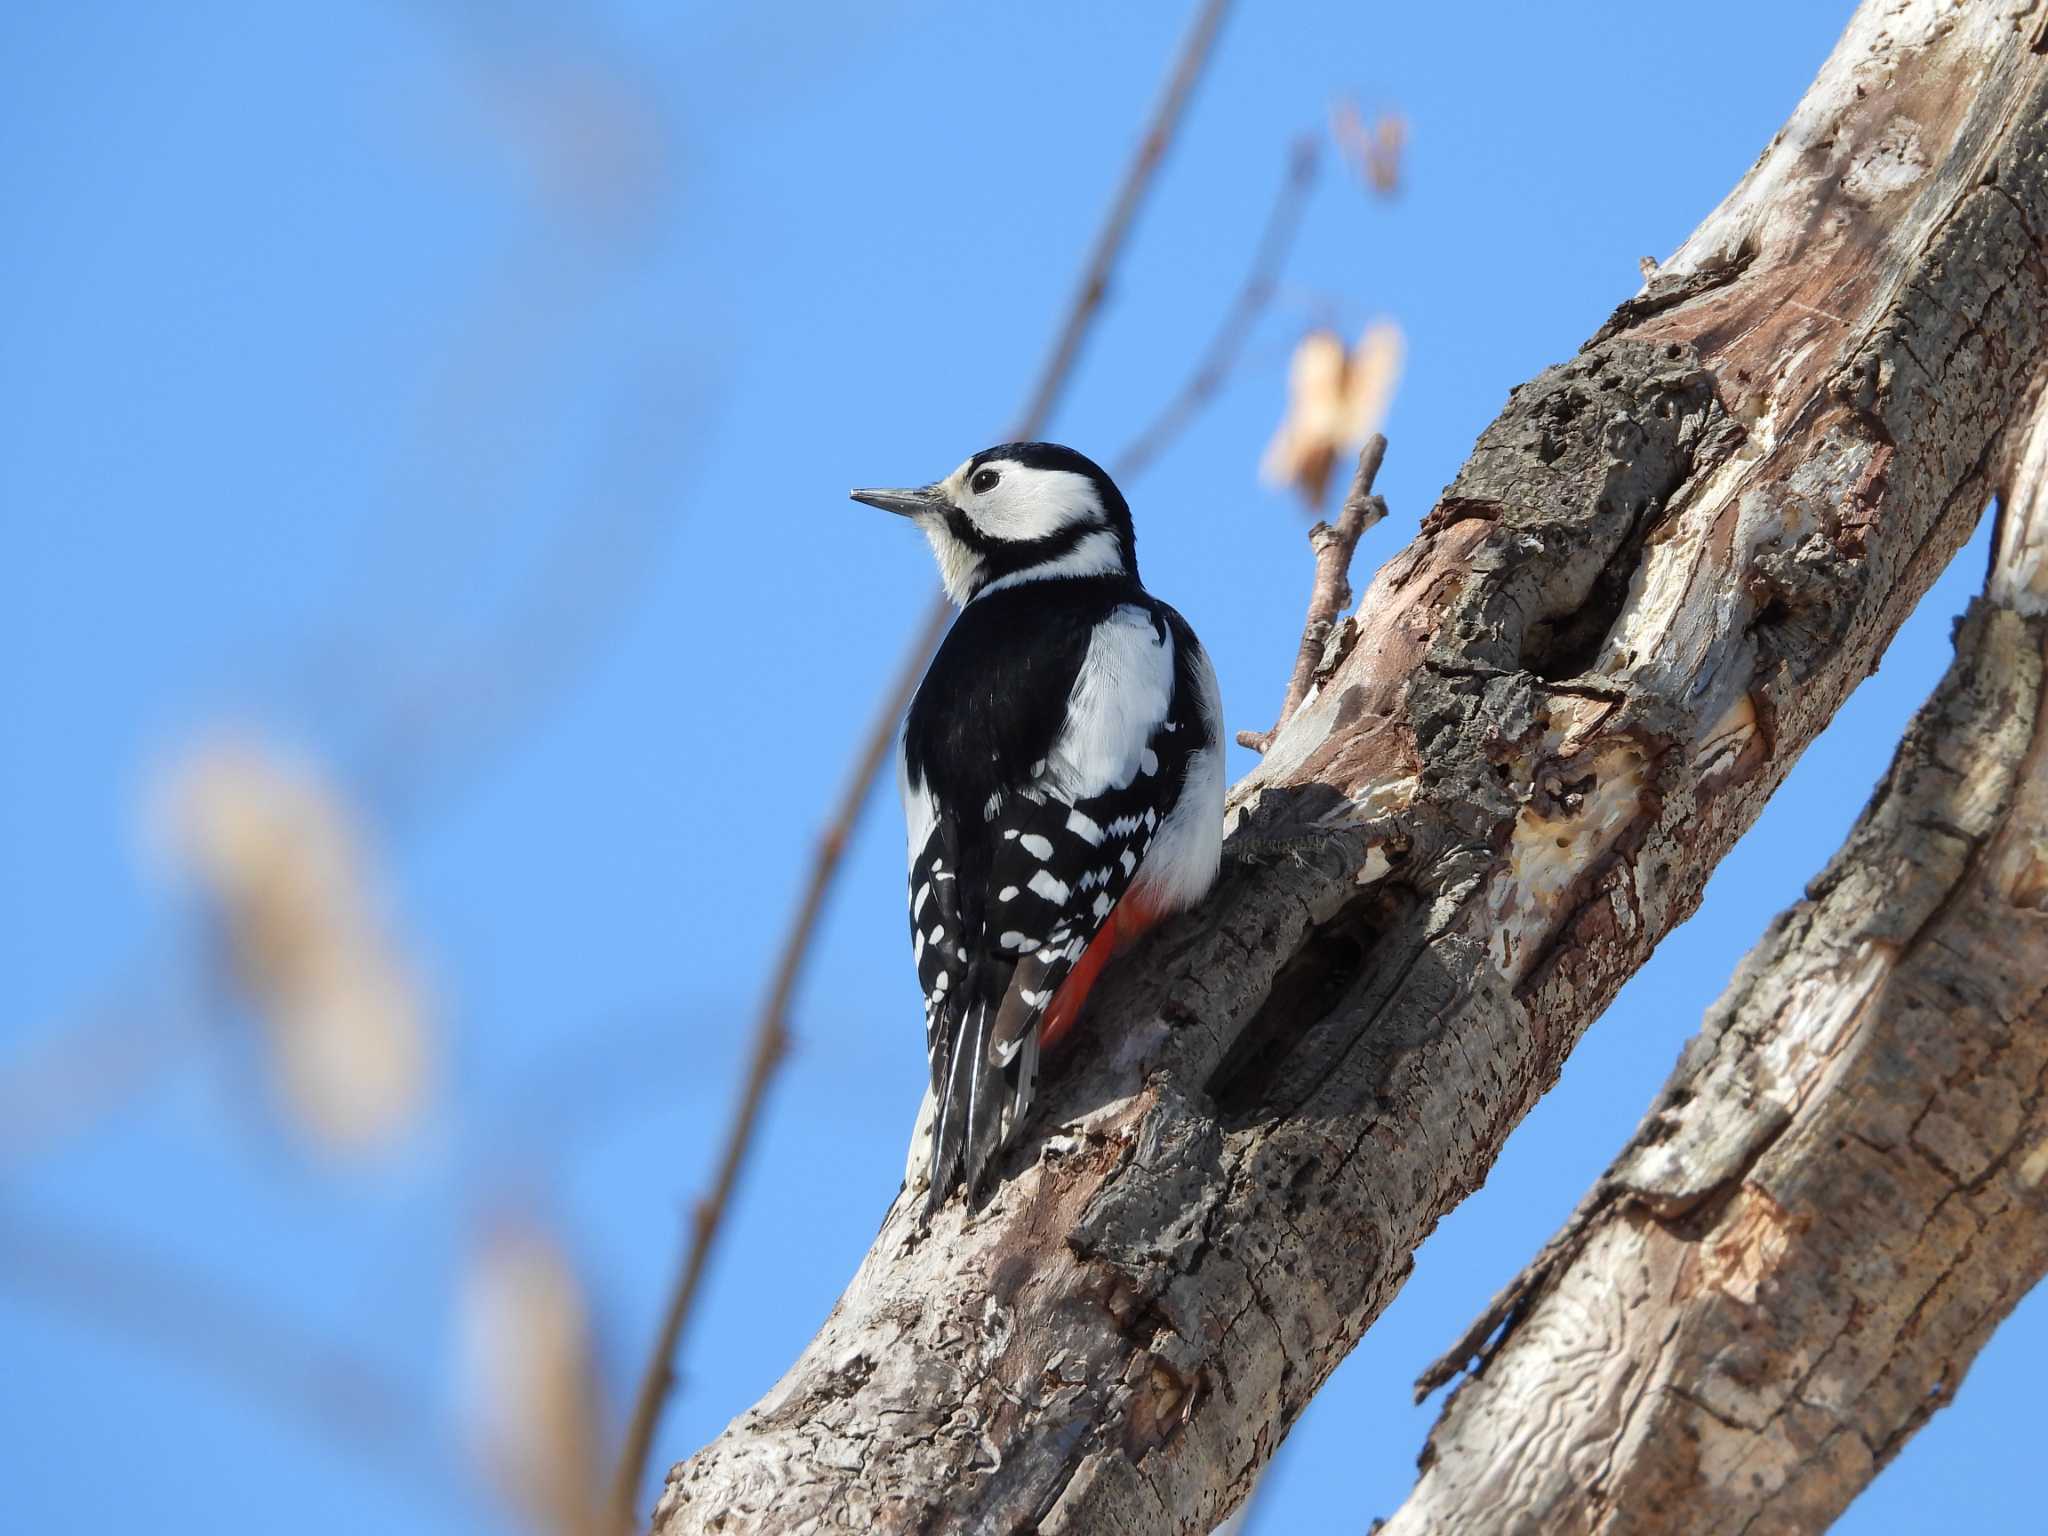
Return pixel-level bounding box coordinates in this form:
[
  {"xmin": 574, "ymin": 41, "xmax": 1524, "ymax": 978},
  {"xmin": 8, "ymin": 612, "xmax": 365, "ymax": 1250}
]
[
  {"xmin": 0, "ymin": 1202, "xmax": 467, "ymax": 1517},
  {"xmin": 160, "ymin": 736, "xmax": 435, "ymax": 1156},
  {"xmin": 465, "ymin": 1220, "xmax": 609, "ymax": 1536},
  {"xmin": 2, "ymin": 95, "xmax": 696, "ymax": 1170},
  {"xmin": 1, "ymin": 733, "xmax": 438, "ymax": 1172},
  {"xmin": 607, "ymin": 0, "xmax": 1252, "ymax": 1524}
]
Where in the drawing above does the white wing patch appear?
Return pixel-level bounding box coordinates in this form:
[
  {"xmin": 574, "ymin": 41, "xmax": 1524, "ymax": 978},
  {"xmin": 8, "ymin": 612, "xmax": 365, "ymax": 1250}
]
[
  {"xmin": 1041, "ymin": 605, "xmax": 1174, "ymax": 802},
  {"xmin": 1028, "ymin": 868, "xmax": 1069, "ymax": 904}
]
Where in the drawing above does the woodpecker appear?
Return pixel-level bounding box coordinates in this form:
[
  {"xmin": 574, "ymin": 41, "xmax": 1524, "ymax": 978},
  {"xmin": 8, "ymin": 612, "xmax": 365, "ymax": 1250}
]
[{"xmin": 851, "ymin": 442, "xmax": 1224, "ymax": 1214}]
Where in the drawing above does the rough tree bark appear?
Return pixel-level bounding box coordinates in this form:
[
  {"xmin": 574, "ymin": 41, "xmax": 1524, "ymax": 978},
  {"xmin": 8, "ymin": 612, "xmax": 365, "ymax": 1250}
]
[
  {"xmin": 1382, "ymin": 392, "xmax": 2048, "ymax": 1536},
  {"xmin": 655, "ymin": 5, "xmax": 2048, "ymax": 1531}
]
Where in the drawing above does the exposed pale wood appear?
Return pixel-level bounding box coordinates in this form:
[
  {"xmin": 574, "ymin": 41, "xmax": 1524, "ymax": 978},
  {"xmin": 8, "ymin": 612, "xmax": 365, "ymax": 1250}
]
[
  {"xmin": 1386, "ymin": 389, "xmax": 2048, "ymax": 1536},
  {"xmin": 653, "ymin": 5, "xmax": 2048, "ymax": 1531}
]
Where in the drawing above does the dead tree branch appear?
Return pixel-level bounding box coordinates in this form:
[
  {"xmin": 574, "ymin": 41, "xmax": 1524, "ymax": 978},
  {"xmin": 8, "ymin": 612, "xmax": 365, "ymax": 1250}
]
[
  {"xmin": 608, "ymin": 1, "xmax": 1239, "ymax": 1524},
  {"xmin": 652, "ymin": 6, "xmax": 2048, "ymax": 1531},
  {"xmin": 1383, "ymin": 384, "xmax": 2048, "ymax": 1536}
]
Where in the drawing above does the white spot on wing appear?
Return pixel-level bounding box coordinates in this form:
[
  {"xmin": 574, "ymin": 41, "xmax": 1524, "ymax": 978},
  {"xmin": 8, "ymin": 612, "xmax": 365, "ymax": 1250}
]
[
  {"xmin": 1029, "ymin": 869, "xmax": 1070, "ymax": 904},
  {"xmin": 1065, "ymin": 807, "xmax": 1103, "ymax": 845},
  {"xmin": 1019, "ymin": 833, "xmax": 1054, "ymax": 860}
]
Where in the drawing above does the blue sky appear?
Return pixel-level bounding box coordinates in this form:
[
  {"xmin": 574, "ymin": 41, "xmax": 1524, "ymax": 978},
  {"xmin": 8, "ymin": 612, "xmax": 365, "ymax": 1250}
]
[{"xmin": 2, "ymin": 1, "xmax": 2035, "ymax": 1531}]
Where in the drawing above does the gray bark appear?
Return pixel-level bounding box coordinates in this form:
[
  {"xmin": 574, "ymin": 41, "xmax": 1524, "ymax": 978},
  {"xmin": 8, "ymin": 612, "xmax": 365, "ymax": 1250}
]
[
  {"xmin": 1384, "ymin": 389, "xmax": 2048, "ymax": 1536},
  {"xmin": 654, "ymin": 4, "xmax": 2048, "ymax": 1531}
]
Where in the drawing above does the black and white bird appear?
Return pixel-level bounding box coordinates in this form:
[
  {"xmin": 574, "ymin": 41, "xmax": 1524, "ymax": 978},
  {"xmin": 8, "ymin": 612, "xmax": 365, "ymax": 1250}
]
[{"xmin": 850, "ymin": 442, "xmax": 1224, "ymax": 1214}]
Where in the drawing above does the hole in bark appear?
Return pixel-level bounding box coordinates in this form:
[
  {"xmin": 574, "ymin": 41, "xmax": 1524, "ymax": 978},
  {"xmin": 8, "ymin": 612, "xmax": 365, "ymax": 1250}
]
[
  {"xmin": 1522, "ymin": 552, "xmax": 1635, "ymax": 681},
  {"xmin": 1205, "ymin": 888, "xmax": 1396, "ymax": 1115}
]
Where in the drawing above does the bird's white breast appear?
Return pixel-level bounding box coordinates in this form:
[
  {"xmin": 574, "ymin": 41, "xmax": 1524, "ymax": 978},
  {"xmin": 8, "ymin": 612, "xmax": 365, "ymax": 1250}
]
[{"xmin": 897, "ymin": 740, "xmax": 939, "ymax": 873}]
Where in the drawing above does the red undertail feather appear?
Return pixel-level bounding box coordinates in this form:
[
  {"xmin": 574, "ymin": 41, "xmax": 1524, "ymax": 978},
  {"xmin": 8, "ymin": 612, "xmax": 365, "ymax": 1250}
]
[{"xmin": 1038, "ymin": 888, "xmax": 1162, "ymax": 1053}]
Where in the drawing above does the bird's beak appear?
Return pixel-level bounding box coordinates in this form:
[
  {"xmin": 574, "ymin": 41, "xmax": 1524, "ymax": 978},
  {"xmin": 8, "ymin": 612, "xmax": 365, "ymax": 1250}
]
[{"xmin": 849, "ymin": 484, "xmax": 943, "ymax": 518}]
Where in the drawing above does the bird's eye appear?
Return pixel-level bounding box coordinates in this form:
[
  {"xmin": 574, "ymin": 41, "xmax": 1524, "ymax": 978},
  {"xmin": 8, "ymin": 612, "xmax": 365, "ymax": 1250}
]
[{"xmin": 970, "ymin": 467, "xmax": 1001, "ymax": 495}]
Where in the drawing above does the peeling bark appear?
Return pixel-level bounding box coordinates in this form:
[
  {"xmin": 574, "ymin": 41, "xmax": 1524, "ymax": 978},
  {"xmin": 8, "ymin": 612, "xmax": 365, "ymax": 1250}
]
[
  {"xmin": 654, "ymin": 6, "xmax": 2048, "ymax": 1532},
  {"xmin": 1384, "ymin": 388, "xmax": 2048, "ymax": 1536}
]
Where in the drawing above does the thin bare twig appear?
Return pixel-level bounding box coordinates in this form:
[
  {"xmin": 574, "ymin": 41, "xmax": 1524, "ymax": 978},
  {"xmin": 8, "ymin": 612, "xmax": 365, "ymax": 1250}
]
[
  {"xmin": 1113, "ymin": 136, "xmax": 1320, "ymax": 483},
  {"xmin": 1238, "ymin": 432, "xmax": 1389, "ymax": 752},
  {"xmin": 1011, "ymin": 0, "xmax": 1237, "ymax": 441},
  {"xmin": 606, "ymin": 1, "xmax": 1238, "ymax": 1525}
]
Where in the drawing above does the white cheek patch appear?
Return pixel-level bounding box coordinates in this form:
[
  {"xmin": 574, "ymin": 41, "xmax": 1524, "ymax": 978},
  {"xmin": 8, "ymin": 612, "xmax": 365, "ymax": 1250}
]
[{"xmin": 958, "ymin": 465, "xmax": 1102, "ymax": 545}]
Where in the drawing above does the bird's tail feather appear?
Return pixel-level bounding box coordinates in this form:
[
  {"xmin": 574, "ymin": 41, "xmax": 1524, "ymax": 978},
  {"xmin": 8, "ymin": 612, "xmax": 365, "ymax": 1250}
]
[
  {"xmin": 962, "ymin": 997, "xmax": 1005, "ymax": 1207},
  {"xmin": 924, "ymin": 961, "xmax": 1032, "ymax": 1218},
  {"xmin": 925, "ymin": 995, "xmax": 976, "ymax": 1218}
]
